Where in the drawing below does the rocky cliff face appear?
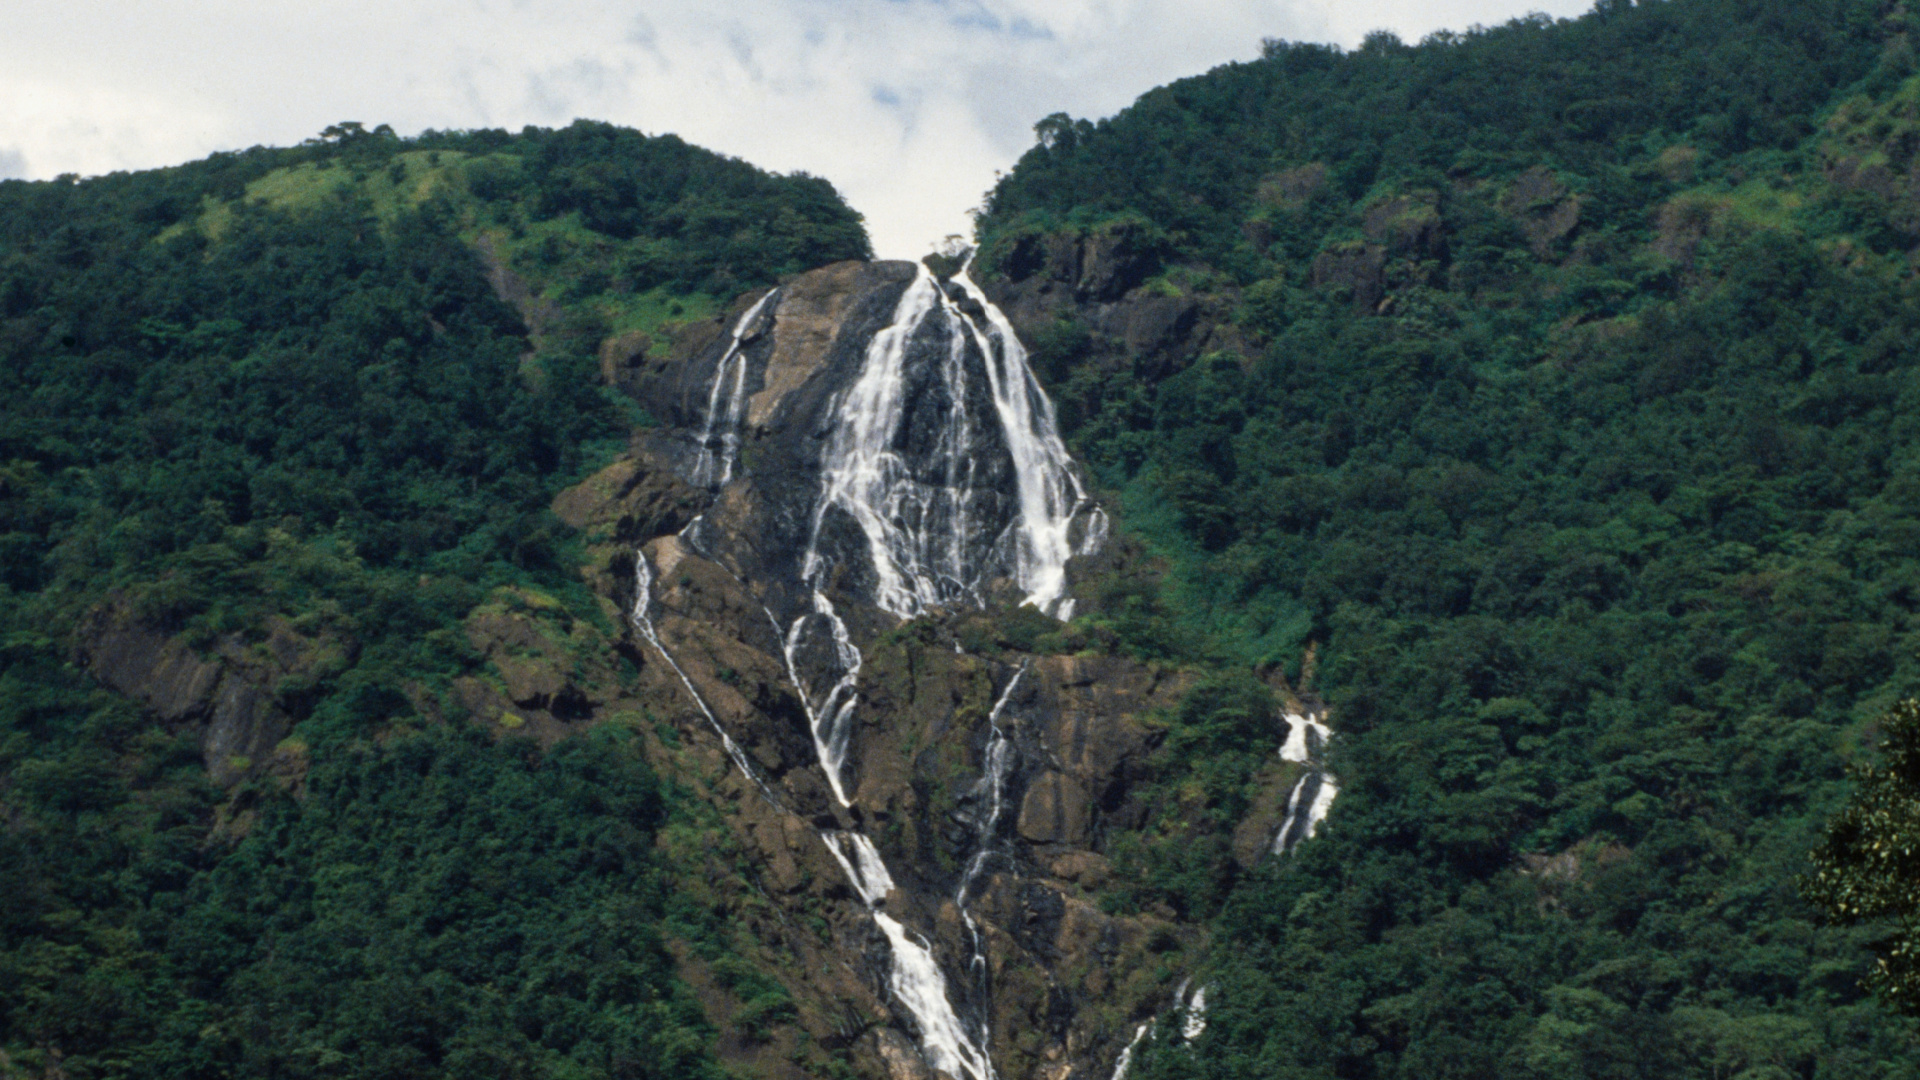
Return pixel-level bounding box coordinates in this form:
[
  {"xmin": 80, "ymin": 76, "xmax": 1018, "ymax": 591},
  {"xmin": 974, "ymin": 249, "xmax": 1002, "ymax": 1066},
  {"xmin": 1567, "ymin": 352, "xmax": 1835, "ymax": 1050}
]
[
  {"xmin": 74, "ymin": 602, "xmax": 349, "ymax": 787},
  {"xmin": 547, "ymin": 256, "xmax": 1291, "ymax": 1080}
]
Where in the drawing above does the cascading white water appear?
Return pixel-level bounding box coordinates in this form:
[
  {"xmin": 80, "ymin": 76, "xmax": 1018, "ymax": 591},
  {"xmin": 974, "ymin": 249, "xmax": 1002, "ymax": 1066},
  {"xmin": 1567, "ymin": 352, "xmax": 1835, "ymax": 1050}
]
[
  {"xmin": 1109, "ymin": 1023, "xmax": 1151, "ymax": 1080},
  {"xmin": 823, "ymin": 832, "xmax": 997, "ymax": 1080},
  {"xmin": 799, "ymin": 260, "xmax": 1097, "ymax": 623},
  {"xmin": 777, "ymin": 262, "xmax": 1102, "ymax": 1080},
  {"xmin": 950, "ymin": 265, "xmax": 1095, "ymax": 617},
  {"xmin": 788, "ymin": 259, "xmax": 1098, "ymax": 799},
  {"xmin": 957, "ymin": 661, "xmax": 1026, "ymax": 912},
  {"xmin": 801, "ymin": 269, "xmax": 975, "ymax": 617},
  {"xmin": 1279, "ymin": 710, "xmax": 1331, "ymax": 763},
  {"xmin": 1273, "ymin": 707, "xmax": 1337, "ymax": 855},
  {"xmin": 690, "ymin": 289, "xmax": 778, "ymax": 490},
  {"xmin": 779, "ymin": 590, "xmax": 862, "ymax": 807},
  {"xmin": 1181, "ymin": 985, "xmax": 1209, "ymax": 1040},
  {"xmin": 1273, "ymin": 771, "xmax": 1338, "ymax": 855},
  {"xmin": 955, "ymin": 661, "xmax": 1029, "ymax": 983}
]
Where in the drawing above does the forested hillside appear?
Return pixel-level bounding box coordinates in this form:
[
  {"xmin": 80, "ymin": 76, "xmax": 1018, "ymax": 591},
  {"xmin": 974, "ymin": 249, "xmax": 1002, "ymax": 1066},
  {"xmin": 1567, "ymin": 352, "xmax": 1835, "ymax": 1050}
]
[
  {"xmin": 0, "ymin": 121, "xmax": 866, "ymax": 1077},
  {"xmin": 974, "ymin": 0, "xmax": 1920, "ymax": 1075},
  {"xmin": 11, "ymin": 0, "xmax": 1920, "ymax": 1077}
]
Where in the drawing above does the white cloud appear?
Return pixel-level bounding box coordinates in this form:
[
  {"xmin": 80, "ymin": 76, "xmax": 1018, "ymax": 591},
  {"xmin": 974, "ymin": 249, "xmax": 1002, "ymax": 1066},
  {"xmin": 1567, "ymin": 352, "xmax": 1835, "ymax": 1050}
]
[{"xmin": 0, "ymin": 0, "xmax": 1594, "ymax": 258}]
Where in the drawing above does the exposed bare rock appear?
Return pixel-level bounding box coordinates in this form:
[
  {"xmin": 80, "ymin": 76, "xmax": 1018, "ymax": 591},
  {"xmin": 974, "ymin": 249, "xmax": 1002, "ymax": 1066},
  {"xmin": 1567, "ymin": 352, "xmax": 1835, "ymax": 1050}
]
[
  {"xmin": 750, "ymin": 260, "xmax": 869, "ymax": 427},
  {"xmin": 1310, "ymin": 241, "xmax": 1389, "ymax": 311},
  {"xmin": 550, "ymin": 451, "xmax": 702, "ymax": 544},
  {"xmin": 74, "ymin": 605, "xmax": 349, "ymax": 785},
  {"xmin": 874, "ymin": 1028, "xmax": 941, "ymax": 1080},
  {"xmin": 1017, "ymin": 771, "xmax": 1092, "ymax": 846},
  {"xmin": 1499, "ymin": 166, "xmax": 1583, "ymax": 256}
]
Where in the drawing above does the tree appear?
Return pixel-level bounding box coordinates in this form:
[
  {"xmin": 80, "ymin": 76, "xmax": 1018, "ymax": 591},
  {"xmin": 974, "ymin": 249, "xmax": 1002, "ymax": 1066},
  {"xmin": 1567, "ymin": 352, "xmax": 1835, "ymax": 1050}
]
[{"xmin": 1804, "ymin": 699, "xmax": 1920, "ymax": 1015}]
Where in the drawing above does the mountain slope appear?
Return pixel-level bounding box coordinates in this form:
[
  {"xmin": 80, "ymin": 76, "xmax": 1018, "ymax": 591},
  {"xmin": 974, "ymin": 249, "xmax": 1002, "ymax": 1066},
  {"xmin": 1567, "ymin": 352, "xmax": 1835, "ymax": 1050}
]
[
  {"xmin": 0, "ymin": 121, "xmax": 867, "ymax": 1079},
  {"xmin": 970, "ymin": 1, "xmax": 1920, "ymax": 1076}
]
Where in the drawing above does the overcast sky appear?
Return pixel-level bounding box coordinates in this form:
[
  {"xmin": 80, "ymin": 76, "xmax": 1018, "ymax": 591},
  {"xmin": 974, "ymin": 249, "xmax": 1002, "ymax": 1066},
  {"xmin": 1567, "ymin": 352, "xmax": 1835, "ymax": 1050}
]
[{"xmin": 2, "ymin": 0, "xmax": 1594, "ymax": 258}]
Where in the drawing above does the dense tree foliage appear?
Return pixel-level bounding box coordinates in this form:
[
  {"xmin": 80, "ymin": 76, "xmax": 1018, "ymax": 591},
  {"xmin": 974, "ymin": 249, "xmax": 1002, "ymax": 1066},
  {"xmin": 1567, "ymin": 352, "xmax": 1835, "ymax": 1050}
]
[
  {"xmin": 1807, "ymin": 699, "xmax": 1920, "ymax": 1018},
  {"xmin": 0, "ymin": 647, "xmax": 712, "ymax": 1079},
  {"xmin": 0, "ymin": 123, "xmax": 867, "ymax": 1076},
  {"xmin": 977, "ymin": 0, "xmax": 1920, "ymax": 1074}
]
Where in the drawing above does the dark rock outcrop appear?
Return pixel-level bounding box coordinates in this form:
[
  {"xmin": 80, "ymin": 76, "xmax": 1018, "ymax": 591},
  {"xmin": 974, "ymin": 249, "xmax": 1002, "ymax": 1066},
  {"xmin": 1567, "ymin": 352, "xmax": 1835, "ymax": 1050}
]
[
  {"xmin": 75, "ymin": 604, "xmax": 350, "ymax": 785},
  {"xmin": 984, "ymin": 231, "xmax": 1249, "ymax": 383}
]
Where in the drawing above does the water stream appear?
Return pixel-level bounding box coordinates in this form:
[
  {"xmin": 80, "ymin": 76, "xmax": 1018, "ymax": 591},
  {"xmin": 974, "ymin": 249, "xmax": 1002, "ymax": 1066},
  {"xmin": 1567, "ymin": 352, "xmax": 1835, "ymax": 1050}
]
[
  {"xmin": 956, "ymin": 661, "xmax": 1029, "ymax": 984},
  {"xmin": 1273, "ymin": 708, "xmax": 1337, "ymax": 855},
  {"xmin": 689, "ymin": 289, "xmax": 778, "ymax": 490},
  {"xmin": 627, "ymin": 550, "xmax": 778, "ymax": 805}
]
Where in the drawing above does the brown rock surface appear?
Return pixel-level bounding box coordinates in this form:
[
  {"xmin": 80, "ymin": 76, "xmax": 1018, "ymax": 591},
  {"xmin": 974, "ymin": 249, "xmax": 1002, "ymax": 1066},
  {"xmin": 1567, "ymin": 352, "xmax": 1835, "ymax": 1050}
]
[{"xmin": 751, "ymin": 260, "xmax": 868, "ymax": 427}]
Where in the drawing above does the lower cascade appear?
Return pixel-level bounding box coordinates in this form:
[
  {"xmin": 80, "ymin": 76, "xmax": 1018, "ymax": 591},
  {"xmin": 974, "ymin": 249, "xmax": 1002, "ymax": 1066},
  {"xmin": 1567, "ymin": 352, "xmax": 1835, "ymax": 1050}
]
[{"xmin": 604, "ymin": 254, "xmax": 1319, "ymax": 1080}]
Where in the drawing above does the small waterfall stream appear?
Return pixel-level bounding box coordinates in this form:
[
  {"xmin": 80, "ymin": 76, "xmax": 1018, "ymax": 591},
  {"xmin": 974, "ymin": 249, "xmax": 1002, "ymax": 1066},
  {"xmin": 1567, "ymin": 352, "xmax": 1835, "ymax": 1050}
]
[
  {"xmin": 956, "ymin": 661, "xmax": 1029, "ymax": 984},
  {"xmin": 690, "ymin": 289, "xmax": 779, "ymax": 490},
  {"xmin": 627, "ymin": 551, "xmax": 778, "ymax": 804},
  {"xmin": 1273, "ymin": 709, "xmax": 1337, "ymax": 855}
]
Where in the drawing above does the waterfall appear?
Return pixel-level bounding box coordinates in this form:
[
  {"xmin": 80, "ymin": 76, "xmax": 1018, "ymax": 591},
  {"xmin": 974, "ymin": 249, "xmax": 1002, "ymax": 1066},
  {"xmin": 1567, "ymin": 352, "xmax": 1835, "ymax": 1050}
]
[
  {"xmin": 956, "ymin": 661, "xmax": 1029, "ymax": 985},
  {"xmin": 690, "ymin": 289, "xmax": 779, "ymax": 490},
  {"xmin": 780, "ymin": 262, "xmax": 1101, "ymax": 1080},
  {"xmin": 627, "ymin": 548, "xmax": 777, "ymax": 804},
  {"xmin": 668, "ymin": 257, "xmax": 1103, "ymax": 1080},
  {"xmin": 799, "ymin": 260, "xmax": 1097, "ymax": 622},
  {"xmin": 778, "ymin": 590, "xmax": 863, "ymax": 807},
  {"xmin": 785, "ymin": 258, "xmax": 1098, "ymax": 797},
  {"xmin": 1279, "ymin": 710, "xmax": 1331, "ymax": 763},
  {"xmin": 1273, "ymin": 770, "xmax": 1338, "ymax": 855},
  {"xmin": 957, "ymin": 661, "xmax": 1027, "ymax": 914},
  {"xmin": 1181, "ymin": 985, "xmax": 1209, "ymax": 1040},
  {"xmin": 1109, "ymin": 1023, "xmax": 1151, "ymax": 1080},
  {"xmin": 1273, "ymin": 707, "xmax": 1337, "ymax": 855},
  {"xmin": 950, "ymin": 264, "xmax": 1094, "ymax": 617},
  {"xmin": 824, "ymin": 832, "xmax": 997, "ymax": 1080}
]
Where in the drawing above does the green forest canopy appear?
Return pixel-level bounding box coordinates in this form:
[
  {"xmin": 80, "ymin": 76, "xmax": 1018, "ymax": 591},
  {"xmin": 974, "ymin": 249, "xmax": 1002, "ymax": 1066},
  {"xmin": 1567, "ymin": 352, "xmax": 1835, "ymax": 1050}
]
[
  {"xmin": 0, "ymin": 120, "xmax": 866, "ymax": 1078},
  {"xmin": 974, "ymin": 0, "xmax": 1920, "ymax": 1076}
]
